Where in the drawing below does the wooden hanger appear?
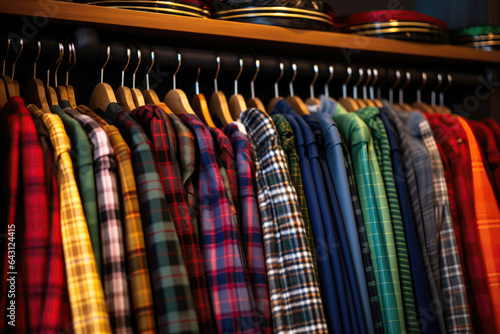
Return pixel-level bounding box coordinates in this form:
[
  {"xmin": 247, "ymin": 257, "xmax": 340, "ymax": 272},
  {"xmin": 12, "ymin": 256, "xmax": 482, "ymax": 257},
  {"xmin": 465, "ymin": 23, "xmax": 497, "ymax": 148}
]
[
  {"xmin": 131, "ymin": 49, "xmax": 145, "ymax": 107},
  {"xmin": 24, "ymin": 40, "xmax": 50, "ymax": 113},
  {"xmin": 88, "ymin": 45, "xmax": 117, "ymax": 112},
  {"xmin": 285, "ymin": 63, "xmax": 309, "ymax": 115},
  {"xmin": 209, "ymin": 56, "xmax": 233, "ymax": 126},
  {"xmin": 338, "ymin": 67, "xmax": 360, "ymax": 112},
  {"xmin": 192, "ymin": 67, "xmax": 215, "ymax": 127},
  {"xmin": 228, "ymin": 58, "xmax": 247, "ymax": 119},
  {"xmin": 115, "ymin": 48, "xmax": 136, "ymax": 113},
  {"xmin": 45, "ymin": 43, "xmax": 64, "ymax": 107},
  {"xmin": 164, "ymin": 53, "xmax": 196, "ymax": 115},
  {"xmin": 305, "ymin": 64, "xmax": 320, "ymax": 108},
  {"xmin": 141, "ymin": 51, "xmax": 172, "ymax": 113},
  {"xmin": 267, "ymin": 62, "xmax": 284, "ymax": 114},
  {"xmin": 247, "ymin": 59, "xmax": 266, "ymax": 112}
]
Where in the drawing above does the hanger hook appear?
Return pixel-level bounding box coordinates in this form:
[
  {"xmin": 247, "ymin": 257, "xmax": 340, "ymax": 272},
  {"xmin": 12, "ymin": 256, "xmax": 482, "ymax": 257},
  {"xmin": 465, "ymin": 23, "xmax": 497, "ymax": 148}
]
[
  {"xmin": 324, "ymin": 65, "xmax": 334, "ymax": 97},
  {"xmin": 47, "ymin": 42, "xmax": 63, "ymax": 87},
  {"xmin": 398, "ymin": 71, "xmax": 411, "ymax": 104},
  {"xmin": 145, "ymin": 51, "xmax": 155, "ymax": 90},
  {"xmin": 342, "ymin": 67, "xmax": 353, "ymax": 98},
  {"xmin": 11, "ymin": 39, "xmax": 23, "ymax": 81},
  {"xmin": 353, "ymin": 68, "xmax": 364, "ymax": 99},
  {"xmin": 195, "ymin": 67, "xmax": 201, "ymax": 95},
  {"xmin": 309, "ymin": 64, "xmax": 319, "ymax": 99},
  {"xmin": 439, "ymin": 73, "xmax": 452, "ymax": 107},
  {"xmin": 363, "ymin": 68, "xmax": 372, "ymax": 100},
  {"xmin": 3, "ymin": 38, "xmax": 10, "ymax": 76},
  {"xmin": 101, "ymin": 45, "xmax": 111, "ymax": 83},
  {"xmin": 66, "ymin": 43, "xmax": 76, "ymax": 86},
  {"xmin": 416, "ymin": 72, "xmax": 427, "ymax": 103},
  {"xmin": 214, "ymin": 56, "xmax": 220, "ymax": 92},
  {"xmin": 289, "ymin": 63, "xmax": 297, "ymax": 97},
  {"xmin": 234, "ymin": 58, "xmax": 243, "ymax": 95},
  {"xmin": 121, "ymin": 48, "xmax": 131, "ymax": 87},
  {"xmin": 370, "ymin": 68, "xmax": 378, "ymax": 100},
  {"xmin": 274, "ymin": 62, "xmax": 284, "ymax": 98},
  {"xmin": 132, "ymin": 49, "xmax": 141, "ymax": 89},
  {"xmin": 431, "ymin": 73, "xmax": 443, "ymax": 106},
  {"xmin": 173, "ymin": 53, "xmax": 181, "ymax": 90},
  {"xmin": 389, "ymin": 69, "xmax": 401, "ymax": 104},
  {"xmin": 34, "ymin": 40, "xmax": 41, "ymax": 78},
  {"xmin": 250, "ymin": 59, "xmax": 260, "ymax": 99},
  {"xmin": 53, "ymin": 43, "xmax": 64, "ymax": 87}
]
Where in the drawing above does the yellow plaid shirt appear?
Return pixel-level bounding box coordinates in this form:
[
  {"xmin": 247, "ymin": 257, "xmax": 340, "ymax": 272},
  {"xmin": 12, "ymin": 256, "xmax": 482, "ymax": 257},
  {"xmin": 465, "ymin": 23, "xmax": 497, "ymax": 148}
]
[{"xmin": 28, "ymin": 104, "xmax": 112, "ymax": 334}]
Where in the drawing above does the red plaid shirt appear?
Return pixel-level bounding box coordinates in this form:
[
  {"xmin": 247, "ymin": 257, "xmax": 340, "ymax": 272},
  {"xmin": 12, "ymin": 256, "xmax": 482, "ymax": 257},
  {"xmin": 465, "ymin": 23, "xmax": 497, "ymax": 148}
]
[
  {"xmin": 427, "ymin": 113, "xmax": 497, "ymax": 333},
  {"xmin": 130, "ymin": 105, "xmax": 214, "ymax": 331}
]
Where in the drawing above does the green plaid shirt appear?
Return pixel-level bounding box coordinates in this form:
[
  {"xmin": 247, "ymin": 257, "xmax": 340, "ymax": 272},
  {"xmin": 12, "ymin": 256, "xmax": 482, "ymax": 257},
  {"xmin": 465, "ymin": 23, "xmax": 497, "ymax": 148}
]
[
  {"xmin": 271, "ymin": 114, "xmax": 318, "ymax": 278},
  {"xmin": 357, "ymin": 107, "xmax": 418, "ymax": 333},
  {"xmin": 334, "ymin": 104, "xmax": 406, "ymax": 333}
]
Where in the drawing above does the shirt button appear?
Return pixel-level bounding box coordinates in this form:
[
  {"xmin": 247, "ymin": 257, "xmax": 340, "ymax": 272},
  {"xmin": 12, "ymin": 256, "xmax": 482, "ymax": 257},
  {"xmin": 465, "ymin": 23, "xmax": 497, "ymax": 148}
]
[{"xmin": 457, "ymin": 138, "xmax": 463, "ymax": 144}]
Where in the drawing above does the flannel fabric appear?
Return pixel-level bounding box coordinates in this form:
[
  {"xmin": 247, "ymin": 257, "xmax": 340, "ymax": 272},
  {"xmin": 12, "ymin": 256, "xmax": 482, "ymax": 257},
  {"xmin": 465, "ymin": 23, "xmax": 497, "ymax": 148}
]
[
  {"xmin": 28, "ymin": 104, "xmax": 112, "ymax": 334},
  {"xmin": 378, "ymin": 106, "xmax": 437, "ymax": 334},
  {"xmin": 179, "ymin": 112, "xmax": 261, "ymax": 333},
  {"xmin": 101, "ymin": 103, "xmax": 199, "ymax": 334},
  {"xmin": 417, "ymin": 116, "xmax": 472, "ymax": 333},
  {"xmin": 333, "ymin": 103, "xmax": 406, "ymax": 333},
  {"xmin": 33, "ymin": 114, "xmax": 73, "ymax": 333},
  {"xmin": 50, "ymin": 105, "xmax": 102, "ymax": 276},
  {"xmin": 467, "ymin": 119, "xmax": 500, "ymax": 198},
  {"xmin": 356, "ymin": 106, "xmax": 418, "ymax": 332},
  {"xmin": 271, "ymin": 112, "xmax": 345, "ymax": 334},
  {"xmin": 311, "ymin": 98, "xmax": 378, "ymax": 334},
  {"xmin": 241, "ymin": 108, "xmax": 328, "ymax": 334},
  {"xmin": 130, "ymin": 105, "xmax": 214, "ymax": 332},
  {"xmin": 0, "ymin": 98, "xmax": 27, "ymax": 333},
  {"xmin": 226, "ymin": 123, "xmax": 271, "ymax": 333},
  {"xmin": 457, "ymin": 116, "xmax": 500, "ymax": 331},
  {"xmin": 167, "ymin": 113, "xmax": 200, "ymax": 235},
  {"xmin": 65, "ymin": 107, "xmax": 133, "ymax": 334},
  {"xmin": 269, "ymin": 114, "xmax": 318, "ymax": 277},
  {"xmin": 77, "ymin": 105, "xmax": 156, "ymax": 334},
  {"xmin": 383, "ymin": 103, "xmax": 446, "ymax": 334}
]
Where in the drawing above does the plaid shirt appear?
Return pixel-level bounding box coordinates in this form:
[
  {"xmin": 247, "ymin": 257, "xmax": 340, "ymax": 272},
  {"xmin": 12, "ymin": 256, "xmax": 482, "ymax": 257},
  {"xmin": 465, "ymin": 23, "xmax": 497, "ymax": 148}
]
[
  {"xmin": 333, "ymin": 105, "xmax": 406, "ymax": 333},
  {"xmin": 179, "ymin": 113, "xmax": 261, "ymax": 333},
  {"xmin": 356, "ymin": 107, "xmax": 418, "ymax": 332},
  {"xmin": 65, "ymin": 107, "xmax": 133, "ymax": 334},
  {"xmin": 418, "ymin": 118, "xmax": 472, "ymax": 333},
  {"xmin": 33, "ymin": 115, "xmax": 73, "ymax": 333},
  {"xmin": 102, "ymin": 103, "xmax": 199, "ymax": 333},
  {"xmin": 240, "ymin": 108, "xmax": 327, "ymax": 334},
  {"xmin": 457, "ymin": 116, "xmax": 500, "ymax": 331},
  {"xmin": 130, "ymin": 105, "xmax": 214, "ymax": 332},
  {"xmin": 226, "ymin": 123, "xmax": 271, "ymax": 333},
  {"xmin": 269, "ymin": 114, "xmax": 318, "ymax": 278},
  {"xmin": 77, "ymin": 105, "xmax": 156, "ymax": 334},
  {"xmin": 28, "ymin": 104, "xmax": 112, "ymax": 333}
]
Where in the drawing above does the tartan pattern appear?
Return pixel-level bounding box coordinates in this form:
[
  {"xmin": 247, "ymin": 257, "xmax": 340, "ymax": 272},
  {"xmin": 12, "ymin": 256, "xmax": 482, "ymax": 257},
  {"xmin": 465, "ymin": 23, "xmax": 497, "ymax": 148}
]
[
  {"xmin": 356, "ymin": 107, "xmax": 418, "ymax": 332},
  {"xmin": 103, "ymin": 104, "xmax": 199, "ymax": 333},
  {"xmin": 130, "ymin": 105, "xmax": 214, "ymax": 332},
  {"xmin": 241, "ymin": 108, "xmax": 327, "ymax": 334},
  {"xmin": 226, "ymin": 123, "xmax": 271, "ymax": 333},
  {"xmin": 179, "ymin": 113, "xmax": 261, "ymax": 333},
  {"xmin": 270, "ymin": 114, "xmax": 318, "ymax": 278},
  {"xmin": 28, "ymin": 104, "xmax": 112, "ymax": 333},
  {"xmin": 50, "ymin": 106, "xmax": 102, "ymax": 277},
  {"xmin": 33, "ymin": 116, "xmax": 73, "ymax": 333},
  {"xmin": 419, "ymin": 119, "xmax": 472, "ymax": 333},
  {"xmin": 340, "ymin": 137, "xmax": 384, "ymax": 333},
  {"xmin": 167, "ymin": 113, "xmax": 200, "ymax": 237},
  {"xmin": 333, "ymin": 110, "xmax": 406, "ymax": 333},
  {"xmin": 65, "ymin": 108, "xmax": 133, "ymax": 334},
  {"xmin": 77, "ymin": 105, "xmax": 156, "ymax": 334},
  {"xmin": 457, "ymin": 117, "xmax": 500, "ymax": 332}
]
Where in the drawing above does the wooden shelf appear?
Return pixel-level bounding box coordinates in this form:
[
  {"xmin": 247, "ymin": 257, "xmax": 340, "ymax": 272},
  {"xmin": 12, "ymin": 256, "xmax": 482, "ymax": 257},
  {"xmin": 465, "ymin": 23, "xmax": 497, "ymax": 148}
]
[{"xmin": 2, "ymin": 0, "xmax": 500, "ymax": 64}]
